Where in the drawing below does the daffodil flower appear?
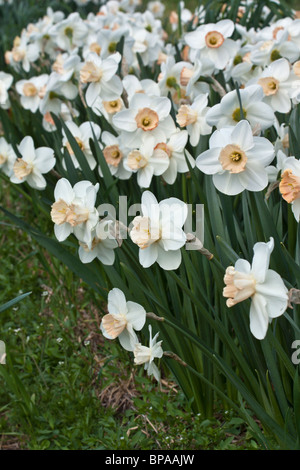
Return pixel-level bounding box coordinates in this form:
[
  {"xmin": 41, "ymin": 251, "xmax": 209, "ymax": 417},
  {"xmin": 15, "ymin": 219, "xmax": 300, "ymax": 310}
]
[
  {"xmin": 100, "ymin": 288, "xmax": 146, "ymax": 351},
  {"xmin": 223, "ymin": 238, "xmax": 288, "ymax": 340}
]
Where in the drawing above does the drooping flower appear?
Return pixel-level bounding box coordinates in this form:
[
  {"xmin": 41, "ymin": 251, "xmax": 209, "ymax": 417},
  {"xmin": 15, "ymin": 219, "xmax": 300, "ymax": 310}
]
[
  {"xmin": 196, "ymin": 120, "xmax": 274, "ymax": 195},
  {"xmin": 223, "ymin": 238, "xmax": 288, "ymax": 340},
  {"xmin": 10, "ymin": 136, "xmax": 55, "ymax": 190},
  {"xmin": 134, "ymin": 325, "xmax": 163, "ymax": 381},
  {"xmin": 100, "ymin": 288, "xmax": 146, "ymax": 351},
  {"xmin": 130, "ymin": 190, "xmax": 187, "ymax": 270}
]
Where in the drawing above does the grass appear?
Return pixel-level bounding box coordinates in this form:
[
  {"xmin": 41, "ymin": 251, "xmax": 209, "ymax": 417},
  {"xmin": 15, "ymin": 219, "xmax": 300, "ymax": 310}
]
[{"xmin": 0, "ymin": 180, "xmax": 263, "ymax": 450}]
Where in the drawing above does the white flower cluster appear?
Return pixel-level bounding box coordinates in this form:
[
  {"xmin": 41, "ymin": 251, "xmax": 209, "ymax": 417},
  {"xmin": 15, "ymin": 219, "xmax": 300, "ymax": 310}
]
[{"xmin": 1, "ymin": 0, "xmax": 298, "ymax": 352}]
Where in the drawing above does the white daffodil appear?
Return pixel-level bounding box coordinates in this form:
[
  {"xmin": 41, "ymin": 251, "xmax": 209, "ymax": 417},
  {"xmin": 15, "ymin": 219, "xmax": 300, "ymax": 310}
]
[
  {"xmin": 80, "ymin": 52, "xmax": 123, "ymax": 107},
  {"xmin": 10, "ymin": 136, "xmax": 55, "ymax": 190},
  {"xmin": 62, "ymin": 120, "xmax": 101, "ymax": 170},
  {"xmin": 49, "ymin": 12, "xmax": 88, "ymax": 50},
  {"xmin": 0, "ymin": 72, "xmax": 13, "ymax": 109},
  {"xmin": 0, "ymin": 137, "xmax": 17, "ymax": 177},
  {"xmin": 196, "ymin": 120, "xmax": 274, "ymax": 195},
  {"xmin": 100, "ymin": 287, "xmax": 146, "ymax": 351},
  {"xmin": 0, "ymin": 341, "xmax": 6, "ymax": 365},
  {"xmin": 147, "ymin": 1, "xmax": 165, "ymax": 18},
  {"xmin": 247, "ymin": 58, "xmax": 292, "ymax": 114},
  {"xmin": 51, "ymin": 178, "xmax": 99, "ymax": 244},
  {"xmin": 112, "ymin": 93, "xmax": 173, "ymax": 149},
  {"xmin": 16, "ymin": 74, "xmax": 49, "ymax": 113},
  {"xmin": 205, "ymin": 85, "xmax": 275, "ymax": 132},
  {"xmin": 223, "ymin": 238, "xmax": 288, "ymax": 340},
  {"xmin": 184, "ymin": 19, "xmax": 238, "ymax": 70},
  {"xmin": 8, "ymin": 33, "xmax": 40, "ymax": 72},
  {"xmin": 158, "ymin": 128, "xmax": 196, "ymax": 185},
  {"xmin": 176, "ymin": 93, "xmax": 212, "ymax": 147},
  {"xmin": 130, "ymin": 190, "xmax": 187, "ymax": 270},
  {"xmin": 279, "ymin": 156, "xmax": 300, "ymax": 222},
  {"xmin": 124, "ymin": 135, "xmax": 169, "ymax": 188},
  {"xmin": 101, "ymin": 131, "xmax": 132, "ymax": 180},
  {"xmin": 134, "ymin": 325, "xmax": 163, "ymax": 381},
  {"xmin": 51, "ymin": 53, "xmax": 81, "ymax": 82},
  {"xmin": 78, "ymin": 219, "xmax": 118, "ymax": 265}
]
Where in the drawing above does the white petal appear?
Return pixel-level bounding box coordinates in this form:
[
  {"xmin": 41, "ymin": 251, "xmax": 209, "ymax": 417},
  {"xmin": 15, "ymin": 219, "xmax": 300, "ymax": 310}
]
[
  {"xmin": 108, "ymin": 288, "xmax": 127, "ymax": 316},
  {"xmin": 156, "ymin": 246, "xmax": 182, "ymax": 270},
  {"xmin": 249, "ymin": 293, "xmax": 269, "ymax": 340},
  {"xmin": 251, "ymin": 237, "xmax": 274, "ymax": 283},
  {"xmin": 126, "ymin": 301, "xmax": 146, "ymax": 330},
  {"xmin": 139, "ymin": 243, "xmax": 158, "ymax": 268},
  {"xmin": 255, "ymin": 270, "xmax": 288, "ymax": 318}
]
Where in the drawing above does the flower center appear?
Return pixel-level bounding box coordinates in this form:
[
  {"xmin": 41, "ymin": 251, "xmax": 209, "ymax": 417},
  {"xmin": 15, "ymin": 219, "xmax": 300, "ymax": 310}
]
[
  {"xmin": 127, "ymin": 150, "xmax": 148, "ymax": 170},
  {"xmin": 293, "ymin": 61, "xmax": 300, "ymax": 77},
  {"xmin": 258, "ymin": 76, "xmax": 279, "ymax": 96},
  {"xmin": 64, "ymin": 27, "xmax": 73, "ymax": 39},
  {"xmin": 180, "ymin": 67, "xmax": 194, "ymax": 86},
  {"xmin": 232, "ymin": 107, "xmax": 247, "ymax": 122},
  {"xmin": 270, "ymin": 49, "xmax": 282, "ymax": 61},
  {"xmin": 176, "ymin": 105, "xmax": 197, "ymax": 127},
  {"xmin": 166, "ymin": 76, "xmax": 177, "ymax": 88},
  {"xmin": 108, "ymin": 41, "xmax": 117, "ymax": 53},
  {"xmin": 102, "ymin": 313, "xmax": 127, "ymax": 339},
  {"xmin": 80, "ymin": 62, "xmax": 103, "ymax": 83},
  {"xmin": 130, "ymin": 216, "xmax": 160, "ymax": 249},
  {"xmin": 103, "ymin": 99, "xmax": 122, "ymax": 114},
  {"xmin": 223, "ymin": 266, "xmax": 256, "ymax": 308},
  {"xmin": 13, "ymin": 159, "xmax": 33, "ymax": 179},
  {"xmin": 79, "ymin": 236, "xmax": 101, "ymax": 252},
  {"xmin": 233, "ymin": 54, "xmax": 243, "ymax": 65},
  {"xmin": 52, "ymin": 54, "xmax": 64, "ymax": 74},
  {"xmin": 103, "ymin": 145, "xmax": 123, "ymax": 167},
  {"xmin": 23, "ymin": 82, "xmax": 38, "ymax": 97},
  {"xmin": 155, "ymin": 142, "xmax": 172, "ymax": 158},
  {"xmin": 51, "ymin": 200, "xmax": 89, "ymax": 226},
  {"xmin": 205, "ymin": 31, "xmax": 224, "ymax": 48},
  {"xmin": 279, "ymin": 169, "xmax": 300, "ymax": 203},
  {"xmin": 135, "ymin": 107, "xmax": 159, "ymax": 131},
  {"xmin": 219, "ymin": 144, "xmax": 247, "ymax": 174}
]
